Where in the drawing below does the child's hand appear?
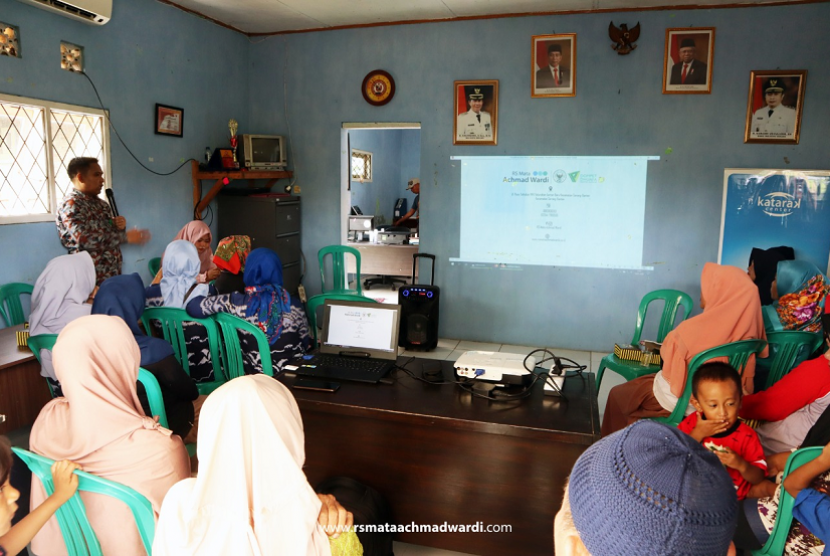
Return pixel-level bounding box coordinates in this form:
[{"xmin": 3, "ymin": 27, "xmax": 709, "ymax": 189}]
[
  {"xmin": 692, "ymin": 412, "xmax": 730, "ymax": 439},
  {"xmin": 50, "ymin": 460, "xmax": 81, "ymax": 504},
  {"xmin": 715, "ymin": 447, "xmax": 742, "ymax": 469},
  {"xmin": 820, "ymin": 442, "xmax": 830, "ymax": 465}
]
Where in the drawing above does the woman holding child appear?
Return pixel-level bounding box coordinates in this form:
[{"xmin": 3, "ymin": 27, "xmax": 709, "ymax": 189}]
[{"xmin": 602, "ymin": 263, "xmax": 767, "ymax": 436}]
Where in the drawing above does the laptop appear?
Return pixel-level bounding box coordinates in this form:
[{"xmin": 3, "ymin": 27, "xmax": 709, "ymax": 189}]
[{"xmin": 292, "ymin": 299, "xmax": 401, "ymax": 383}]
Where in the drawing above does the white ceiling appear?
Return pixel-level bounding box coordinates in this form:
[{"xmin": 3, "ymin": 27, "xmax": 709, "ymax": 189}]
[{"xmin": 165, "ymin": 0, "xmax": 806, "ymax": 35}]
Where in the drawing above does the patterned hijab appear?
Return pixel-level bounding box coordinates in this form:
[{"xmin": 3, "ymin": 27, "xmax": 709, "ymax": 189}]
[
  {"xmin": 243, "ymin": 248, "xmax": 292, "ymax": 345},
  {"xmin": 160, "ymin": 240, "xmax": 209, "ymax": 308},
  {"xmin": 92, "ymin": 273, "xmax": 174, "ymax": 366},
  {"xmin": 171, "ymin": 220, "xmax": 216, "ymax": 275},
  {"xmin": 212, "ymin": 235, "xmax": 252, "ymax": 275},
  {"xmin": 768, "ymin": 260, "xmax": 829, "ymax": 332}
]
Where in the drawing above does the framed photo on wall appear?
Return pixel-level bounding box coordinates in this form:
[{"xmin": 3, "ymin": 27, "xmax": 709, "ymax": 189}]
[
  {"xmin": 454, "ymin": 80, "xmax": 498, "ymax": 146},
  {"xmin": 744, "ymin": 70, "xmax": 807, "ymax": 144},
  {"xmin": 155, "ymin": 103, "xmax": 183, "ymax": 137},
  {"xmin": 531, "ymin": 34, "xmax": 576, "ymax": 98},
  {"xmin": 663, "ymin": 28, "xmax": 714, "ymax": 94}
]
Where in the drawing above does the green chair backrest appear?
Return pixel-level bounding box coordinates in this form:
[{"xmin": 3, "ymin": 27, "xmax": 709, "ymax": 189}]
[
  {"xmin": 11, "ymin": 447, "xmax": 156, "ymax": 556},
  {"xmin": 318, "ymin": 245, "xmax": 363, "ymax": 296},
  {"xmin": 139, "ymin": 307, "xmax": 226, "ymax": 393},
  {"xmin": 630, "ymin": 289, "xmax": 694, "ymax": 345},
  {"xmin": 764, "ymin": 331, "xmax": 824, "ymax": 389},
  {"xmin": 0, "ymin": 282, "xmax": 33, "ymax": 327},
  {"xmin": 751, "ymin": 446, "xmax": 823, "ymax": 556},
  {"xmin": 652, "ymin": 339, "xmax": 768, "ymax": 427},
  {"xmin": 305, "ymin": 293, "xmax": 378, "ymax": 349},
  {"xmin": 213, "ymin": 312, "xmax": 274, "ymax": 378},
  {"xmin": 137, "ymin": 368, "xmax": 169, "ymax": 429},
  {"xmin": 148, "ymin": 257, "xmax": 161, "ymax": 277},
  {"xmin": 28, "ymin": 333, "xmax": 60, "ymax": 397}
]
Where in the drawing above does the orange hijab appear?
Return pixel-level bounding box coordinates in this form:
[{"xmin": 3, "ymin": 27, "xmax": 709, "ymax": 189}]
[
  {"xmin": 29, "ymin": 315, "xmax": 190, "ymax": 556},
  {"xmin": 662, "ymin": 263, "xmax": 767, "ymax": 397}
]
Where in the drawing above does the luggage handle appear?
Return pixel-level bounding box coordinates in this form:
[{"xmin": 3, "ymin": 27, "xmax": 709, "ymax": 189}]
[{"xmin": 411, "ymin": 253, "xmax": 435, "ymax": 286}]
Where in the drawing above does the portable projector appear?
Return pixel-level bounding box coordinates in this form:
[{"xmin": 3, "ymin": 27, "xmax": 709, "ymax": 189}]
[{"xmin": 454, "ymin": 351, "xmax": 537, "ymax": 385}]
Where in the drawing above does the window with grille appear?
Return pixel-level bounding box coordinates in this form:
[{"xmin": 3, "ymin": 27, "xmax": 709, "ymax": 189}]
[
  {"xmin": 0, "ymin": 93, "xmax": 110, "ymax": 224},
  {"xmin": 351, "ymin": 149, "xmax": 372, "ymax": 182}
]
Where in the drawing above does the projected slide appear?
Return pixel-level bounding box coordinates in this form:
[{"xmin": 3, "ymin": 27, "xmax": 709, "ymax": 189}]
[{"xmin": 450, "ymin": 156, "xmax": 657, "ymax": 270}]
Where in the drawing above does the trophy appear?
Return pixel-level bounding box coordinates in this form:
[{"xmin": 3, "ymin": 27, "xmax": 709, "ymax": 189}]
[{"xmin": 228, "ymin": 119, "xmax": 239, "ymax": 169}]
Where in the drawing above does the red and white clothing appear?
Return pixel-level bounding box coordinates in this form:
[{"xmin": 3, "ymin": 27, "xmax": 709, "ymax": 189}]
[
  {"xmin": 741, "ymin": 356, "xmax": 830, "ymax": 454},
  {"xmin": 679, "ymin": 413, "xmax": 767, "ymax": 500}
]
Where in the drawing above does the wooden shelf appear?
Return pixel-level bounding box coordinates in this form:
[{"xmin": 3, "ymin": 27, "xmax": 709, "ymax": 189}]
[{"xmin": 190, "ymin": 160, "xmax": 293, "ymax": 218}]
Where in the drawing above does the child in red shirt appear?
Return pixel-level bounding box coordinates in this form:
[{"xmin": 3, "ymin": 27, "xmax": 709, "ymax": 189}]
[{"xmin": 679, "ymin": 361, "xmax": 767, "ymax": 500}]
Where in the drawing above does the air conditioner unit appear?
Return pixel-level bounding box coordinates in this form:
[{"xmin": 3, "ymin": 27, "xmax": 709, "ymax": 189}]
[{"xmin": 15, "ymin": 0, "xmax": 112, "ymax": 25}]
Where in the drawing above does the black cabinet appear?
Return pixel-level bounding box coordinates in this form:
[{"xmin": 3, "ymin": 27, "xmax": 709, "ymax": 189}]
[{"xmin": 217, "ymin": 195, "xmax": 301, "ymax": 293}]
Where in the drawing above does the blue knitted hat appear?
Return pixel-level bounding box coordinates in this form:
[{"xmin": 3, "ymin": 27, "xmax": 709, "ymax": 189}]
[{"xmin": 568, "ymin": 420, "xmax": 738, "ymax": 556}]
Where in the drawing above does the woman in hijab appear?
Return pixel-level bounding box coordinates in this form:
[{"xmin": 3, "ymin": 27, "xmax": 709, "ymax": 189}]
[
  {"xmin": 212, "ymin": 235, "xmax": 252, "ymax": 294},
  {"xmin": 602, "ymin": 263, "xmax": 767, "ymax": 436},
  {"xmin": 748, "ymin": 246, "xmax": 794, "ymax": 306},
  {"xmin": 93, "ymin": 273, "xmax": 201, "ymax": 441},
  {"xmin": 153, "ymin": 221, "xmax": 220, "ymax": 285},
  {"xmin": 29, "ymin": 251, "xmax": 97, "ymax": 388},
  {"xmin": 145, "ymin": 240, "xmax": 216, "ymax": 384},
  {"xmin": 153, "ymin": 375, "xmax": 362, "ymax": 556},
  {"xmin": 29, "ymin": 315, "xmax": 190, "ymax": 556},
  {"xmin": 186, "ymin": 248, "xmax": 310, "ymax": 373},
  {"xmin": 764, "ymin": 260, "xmax": 829, "ymax": 333}
]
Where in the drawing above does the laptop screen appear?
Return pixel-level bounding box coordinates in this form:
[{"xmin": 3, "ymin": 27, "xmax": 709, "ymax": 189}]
[{"xmin": 320, "ymin": 299, "xmax": 401, "ymax": 360}]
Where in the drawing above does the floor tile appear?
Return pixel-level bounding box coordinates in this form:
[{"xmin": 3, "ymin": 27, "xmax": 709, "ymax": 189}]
[
  {"xmin": 455, "ymin": 340, "xmax": 501, "ymax": 351},
  {"xmin": 446, "ymin": 349, "xmax": 468, "ymax": 361},
  {"xmin": 498, "ymin": 344, "xmax": 538, "ymax": 355},
  {"xmin": 402, "ymin": 348, "xmax": 454, "ymax": 360},
  {"xmin": 437, "ymin": 338, "xmax": 459, "ymax": 350}
]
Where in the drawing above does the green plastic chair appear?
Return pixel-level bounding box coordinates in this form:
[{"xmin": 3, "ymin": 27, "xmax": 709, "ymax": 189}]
[
  {"xmin": 763, "ymin": 331, "xmax": 824, "ymax": 389},
  {"xmin": 11, "ymin": 447, "xmax": 156, "ymax": 556},
  {"xmin": 0, "ymin": 282, "xmax": 33, "ymax": 327},
  {"xmin": 214, "ymin": 312, "xmax": 274, "ymax": 378},
  {"xmin": 650, "ymin": 339, "xmax": 768, "ymax": 427},
  {"xmin": 751, "ymin": 446, "xmax": 823, "ymax": 556},
  {"xmin": 139, "ymin": 307, "xmax": 226, "ymax": 395},
  {"xmin": 27, "ymin": 333, "xmax": 60, "ymax": 397},
  {"xmin": 305, "ymin": 293, "xmax": 377, "ymax": 349},
  {"xmin": 596, "ymin": 289, "xmax": 694, "ymax": 391},
  {"xmin": 319, "ymin": 245, "xmax": 363, "ymax": 296},
  {"xmin": 148, "ymin": 257, "xmax": 161, "ymax": 277}
]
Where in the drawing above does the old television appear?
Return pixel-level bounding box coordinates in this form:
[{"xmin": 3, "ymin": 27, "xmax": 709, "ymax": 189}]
[{"xmin": 239, "ymin": 134, "xmax": 287, "ymax": 170}]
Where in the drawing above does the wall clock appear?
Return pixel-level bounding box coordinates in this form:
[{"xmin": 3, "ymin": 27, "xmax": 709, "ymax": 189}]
[{"xmin": 362, "ymin": 70, "xmax": 396, "ymax": 106}]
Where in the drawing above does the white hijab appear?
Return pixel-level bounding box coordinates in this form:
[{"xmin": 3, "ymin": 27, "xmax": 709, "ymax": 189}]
[
  {"xmin": 153, "ymin": 375, "xmax": 331, "ymax": 556},
  {"xmin": 29, "ymin": 251, "xmax": 96, "ymax": 379},
  {"xmin": 159, "ymin": 240, "xmax": 208, "ymax": 308}
]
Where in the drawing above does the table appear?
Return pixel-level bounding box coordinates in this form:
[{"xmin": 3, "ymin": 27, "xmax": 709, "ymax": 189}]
[
  {"xmin": 280, "ymin": 358, "xmax": 599, "ymax": 556},
  {"xmin": 0, "ymin": 326, "xmax": 52, "ymax": 435},
  {"xmin": 190, "ymin": 160, "xmax": 293, "ymax": 219},
  {"xmin": 346, "ymin": 243, "xmax": 419, "ymax": 279}
]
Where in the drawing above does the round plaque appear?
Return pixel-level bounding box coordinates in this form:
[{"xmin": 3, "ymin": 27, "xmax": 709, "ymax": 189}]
[{"xmin": 361, "ymin": 70, "xmax": 396, "ymax": 106}]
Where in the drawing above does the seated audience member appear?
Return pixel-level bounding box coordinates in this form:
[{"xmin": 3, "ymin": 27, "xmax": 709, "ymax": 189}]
[
  {"xmin": 153, "ymin": 375, "xmax": 362, "ymax": 556},
  {"xmin": 146, "ymin": 240, "xmax": 215, "ymax": 383},
  {"xmin": 782, "ymin": 441, "xmax": 830, "ymax": 548},
  {"xmin": 0, "ymin": 437, "xmax": 80, "ymax": 556},
  {"xmin": 186, "ymin": 248, "xmax": 310, "ymax": 373},
  {"xmin": 211, "ymin": 235, "xmax": 251, "ymax": 294},
  {"xmin": 29, "ymin": 251, "xmax": 97, "ymax": 390},
  {"xmin": 763, "ymin": 260, "xmax": 828, "ymax": 333},
  {"xmin": 28, "ymin": 315, "xmax": 189, "ymax": 556},
  {"xmin": 153, "ymin": 221, "xmax": 219, "ymax": 285},
  {"xmin": 554, "ymin": 420, "xmax": 738, "ymax": 556},
  {"xmin": 741, "ymin": 308, "xmax": 830, "ymax": 454},
  {"xmin": 602, "ymin": 263, "xmax": 767, "ymax": 436},
  {"xmin": 679, "ymin": 362, "xmax": 770, "ymax": 500},
  {"xmin": 748, "ymin": 246, "xmax": 794, "ymax": 306},
  {"xmin": 92, "ymin": 273, "xmax": 201, "ymax": 441}
]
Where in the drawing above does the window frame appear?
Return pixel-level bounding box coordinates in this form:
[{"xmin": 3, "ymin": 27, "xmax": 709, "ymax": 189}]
[
  {"xmin": 0, "ymin": 92, "xmax": 112, "ymax": 225},
  {"xmin": 350, "ymin": 148, "xmax": 373, "ymax": 183}
]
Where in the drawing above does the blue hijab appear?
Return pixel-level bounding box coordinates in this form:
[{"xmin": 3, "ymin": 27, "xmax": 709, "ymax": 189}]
[
  {"xmin": 92, "ymin": 273, "xmax": 174, "ymax": 365},
  {"xmin": 763, "ymin": 260, "xmax": 829, "ymax": 332},
  {"xmin": 243, "ymin": 248, "xmax": 292, "ymax": 345}
]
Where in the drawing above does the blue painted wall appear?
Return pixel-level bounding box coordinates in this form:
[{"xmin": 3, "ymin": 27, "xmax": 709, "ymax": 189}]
[
  {"xmin": 349, "ymin": 129, "xmax": 402, "ymax": 224},
  {"xmin": 247, "ymin": 4, "xmax": 830, "ymax": 350},
  {"xmin": 0, "ymin": 0, "xmax": 248, "ymax": 287}
]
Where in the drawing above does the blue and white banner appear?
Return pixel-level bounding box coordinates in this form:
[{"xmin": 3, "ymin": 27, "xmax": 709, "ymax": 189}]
[{"xmin": 719, "ymin": 169, "xmax": 830, "ymax": 273}]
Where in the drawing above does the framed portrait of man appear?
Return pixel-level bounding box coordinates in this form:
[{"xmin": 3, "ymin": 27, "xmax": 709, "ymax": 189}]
[
  {"xmin": 531, "ymin": 34, "xmax": 576, "ymax": 98},
  {"xmin": 662, "ymin": 28, "xmax": 715, "ymax": 94},
  {"xmin": 454, "ymin": 80, "xmax": 498, "ymax": 146},
  {"xmin": 744, "ymin": 70, "xmax": 807, "ymax": 144}
]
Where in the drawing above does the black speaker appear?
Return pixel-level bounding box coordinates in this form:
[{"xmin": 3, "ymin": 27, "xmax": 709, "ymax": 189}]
[{"xmin": 398, "ymin": 254, "xmax": 440, "ymax": 350}]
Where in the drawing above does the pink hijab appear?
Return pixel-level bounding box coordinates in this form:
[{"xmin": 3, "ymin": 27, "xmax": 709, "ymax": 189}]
[
  {"xmin": 662, "ymin": 262, "xmax": 768, "ymax": 397},
  {"xmin": 172, "ymin": 220, "xmax": 216, "ymax": 275},
  {"xmin": 29, "ymin": 315, "xmax": 190, "ymax": 556}
]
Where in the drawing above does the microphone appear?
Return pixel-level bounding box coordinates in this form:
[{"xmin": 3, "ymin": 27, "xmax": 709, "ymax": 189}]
[{"xmin": 105, "ymin": 188, "xmax": 119, "ymax": 217}]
